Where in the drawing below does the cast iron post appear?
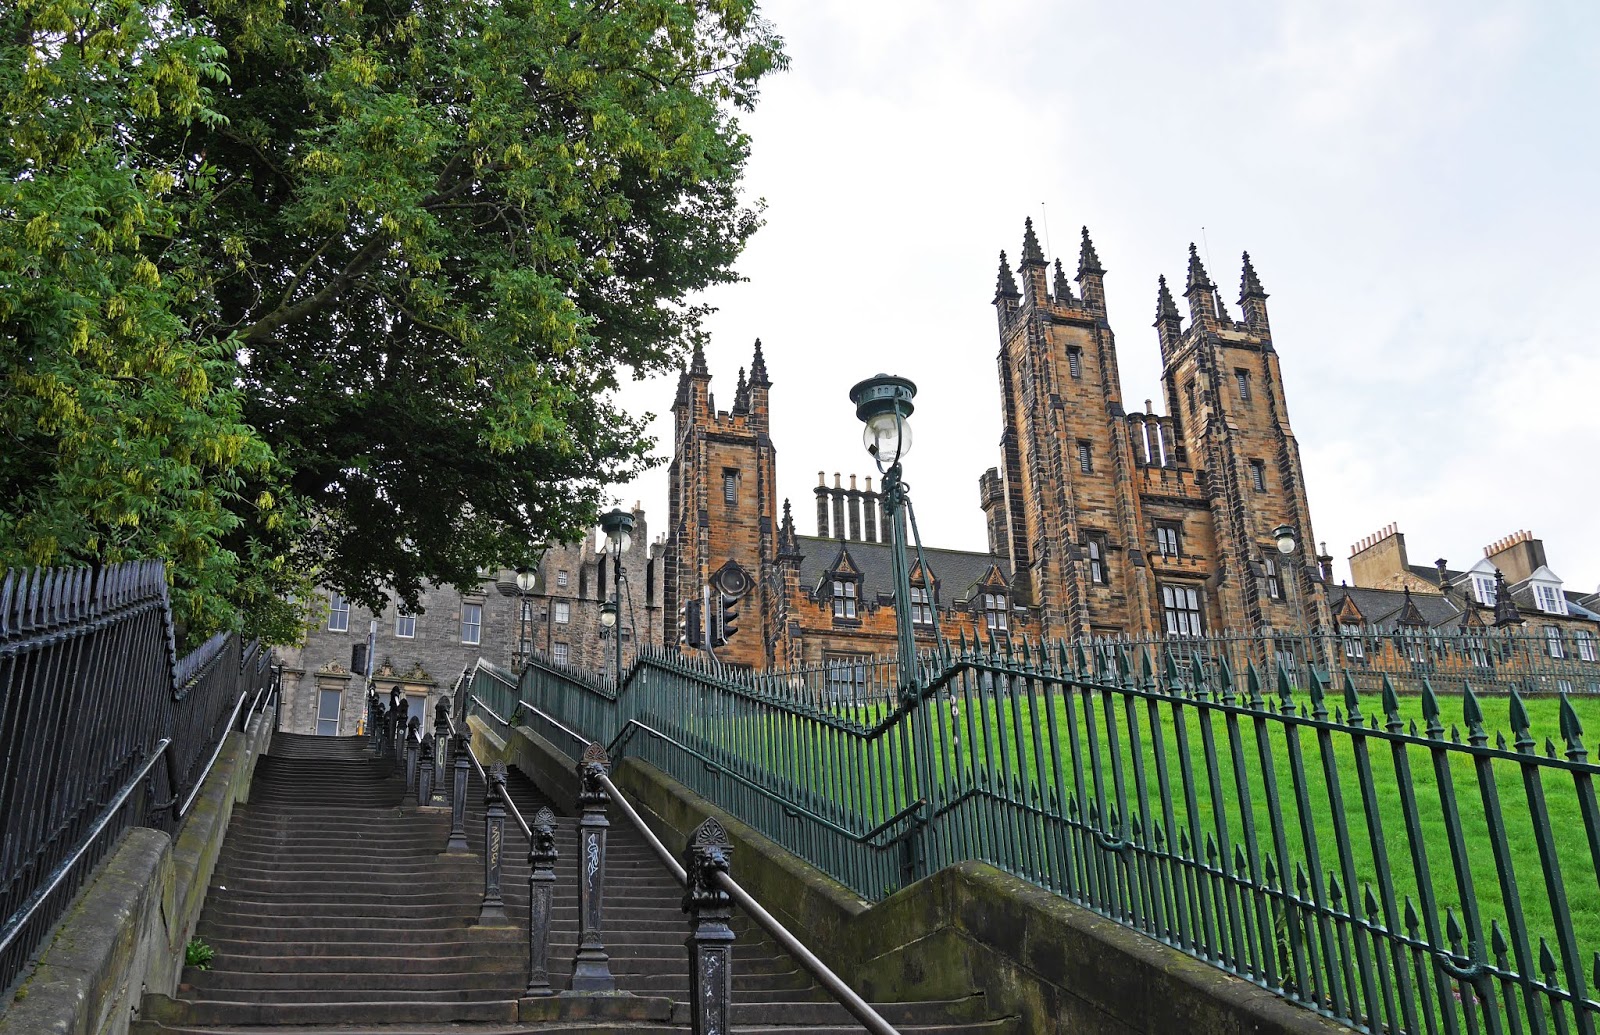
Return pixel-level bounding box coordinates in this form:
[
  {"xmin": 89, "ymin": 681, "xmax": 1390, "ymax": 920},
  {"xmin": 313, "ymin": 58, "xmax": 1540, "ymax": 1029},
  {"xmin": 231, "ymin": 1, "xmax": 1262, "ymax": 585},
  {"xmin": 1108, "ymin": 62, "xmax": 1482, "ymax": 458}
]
[
  {"xmin": 525, "ymin": 806, "xmax": 559, "ymax": 997},
  {"xmin": 432, "ymin": 697, "xmax": 452, "ymax": 805},
  {"xmin": 416, "ymin": 733, "xmax": 434, "ymax": 806},
  {"xmin": 392, "ymin": 696, "xmax": 409, "ymax": 760},
  {"xmin": 446, "ymin": 725, "xmax": 471, "ymax": 852},
  {"xmin": 402, "ymin": 716, "xmax": 420, "ymax": 806},
  {"xmin": 568, "ymin": 742, "xmax": 616, "ymax": 992},
  {"xmin": 683, "ymin": 817, "xmax": 735, "ymax": 1035},
  {"xmin": 365, "ymin": 687, "xmax": 380, "ymax": 752},
  {"xmin": 478, "ymin": 761, "xmax": 509, "ymax": 924}
]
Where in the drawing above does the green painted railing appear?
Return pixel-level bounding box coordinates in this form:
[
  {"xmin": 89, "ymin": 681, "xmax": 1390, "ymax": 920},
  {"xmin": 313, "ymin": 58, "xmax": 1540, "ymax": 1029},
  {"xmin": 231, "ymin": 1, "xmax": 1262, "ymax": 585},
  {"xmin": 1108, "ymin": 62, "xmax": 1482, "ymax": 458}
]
[{"xmin": 465, "ymin": 637, "xmax": 1600, "ymax": 1035}]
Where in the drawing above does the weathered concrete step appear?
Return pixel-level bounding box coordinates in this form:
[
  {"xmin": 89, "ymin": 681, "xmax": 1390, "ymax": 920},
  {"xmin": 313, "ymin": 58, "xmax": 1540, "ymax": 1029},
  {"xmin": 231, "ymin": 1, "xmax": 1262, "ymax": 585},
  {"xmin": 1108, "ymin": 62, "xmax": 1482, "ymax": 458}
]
[
  {"xmin": 164, "ymin": 987, "xmax": 520, "ymax": 1006},
  {"xmin": 183, "ymin": 967, "xmax": 532, "ymax": 992},
  {"xmin": 139, "ymin": 994, "xmax": 518, "ymax": 1026},
  {"xmin": 178, "ymin": 952, "xmax": 524, "ymax": 975},
  {"xmin": 724, "ymin": 997, "xmax": 994, "ymax": 1026},
  {"xmin": 194, "ymin": 922, "xmax": 473, "ymax": 943},
  {"xmin": 196, "ymin": 938, "xmax": 499, "ymax": 960}
]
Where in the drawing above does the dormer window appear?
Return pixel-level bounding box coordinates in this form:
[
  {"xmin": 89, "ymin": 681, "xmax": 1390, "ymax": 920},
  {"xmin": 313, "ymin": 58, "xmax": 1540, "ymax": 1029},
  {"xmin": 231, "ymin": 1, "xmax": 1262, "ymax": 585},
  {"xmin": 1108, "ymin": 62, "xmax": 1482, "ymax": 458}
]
[
  {"xmin": 1534, "ymin": 584, "xmax": 1566, "ymax": 615},
  {"xmin": 984, "ymin": 593, "xmax": 1008, "ymax": 632},
  {"xmin": 910, "ymin": 584, "xmax": 934, "ymax": 626},
  {"xmin": 832, "ymin": 579, "xmax": 858, "ymax": 619},
  {"xmin": 1471, "ymin": 574, "xmax": 1494, "ymax": 606}
]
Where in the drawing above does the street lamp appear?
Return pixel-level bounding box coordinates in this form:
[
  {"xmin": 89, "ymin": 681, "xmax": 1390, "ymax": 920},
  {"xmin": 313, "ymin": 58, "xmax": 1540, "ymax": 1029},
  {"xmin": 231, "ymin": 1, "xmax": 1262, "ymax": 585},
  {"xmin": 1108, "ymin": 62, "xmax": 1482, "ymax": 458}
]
[
  {"xmin": 513, "ymin": 566, "xmax": 538, "ymax": 671},
  {"xmin": 1271, "ymin": 524, "xmax": 1311, "ymax": 675},
  {"xmin": 598, "ymin": 507, "xmax": 634, "ymax": 685},
  {"xmin": 850, "ymin": 373, "xmax": 919, "ymax": 696}
]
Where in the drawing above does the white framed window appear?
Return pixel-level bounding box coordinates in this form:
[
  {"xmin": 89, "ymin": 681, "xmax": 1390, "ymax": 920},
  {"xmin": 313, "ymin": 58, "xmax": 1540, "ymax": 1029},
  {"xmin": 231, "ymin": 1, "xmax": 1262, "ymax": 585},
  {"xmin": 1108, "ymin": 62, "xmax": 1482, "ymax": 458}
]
[
  {"xmin": 1161, "ymin": 584, "xmax": 1204, "ymax": 638},
  {"xmin": 395, "ymin": 609, "xmax": 416, "ymax": 638},
  {"xmin": 832, "ymin": 579, "xmax": 857, "ymax": 619},
  {"xmin": 984, "ymin": 593, "xmax": 1008, "ymax": 632},
  {"xmin": 552, "ymin": 642, "xmax": 569, "ymax": 666},
  {"xmin": 1472, "ymin": 575, "xmax": 1495, "ymax": 606},
  {"xmin": 328, "ymin": 593, "xmax": 350, "ymax": 632},
  {"xmin": 1263, "ymin": 556, "xmax": 1281, "ymax": 600},
  {"xmin": 1086, "ymin": 534, "xmax": 1108, "ymax": 585},
  {"xmin": 1576, "ymin": 630, "xmax": 1596, "ymax": 663},
  {"xmin": 556, "ymin": 570, "xmax": 569, "ymax": 588},
  {"xmin": 1340, "ymin": 624, "xmax": 1365, "ymax": 660},
  {"xmin": 461, "ymin": 603, "xmax": 482, "ymax": 645},
  {"xmin": 554, "ymin": 600, "xmax": 571, "ymax": 624},
  {"xmin": 910, "ymin": 585, "xmax": 934, "ymax": 626},
  {"xmin": 1535, "ymin": 584, "xmax": 1566, "ymax": 615},
  {"xmin": 1155, "ymin": 524, "xmax": 1180, "ymax": 558},
  {"xmin": 1547, "ymin": 625, "xmax": 1566, "ymax": 659}
]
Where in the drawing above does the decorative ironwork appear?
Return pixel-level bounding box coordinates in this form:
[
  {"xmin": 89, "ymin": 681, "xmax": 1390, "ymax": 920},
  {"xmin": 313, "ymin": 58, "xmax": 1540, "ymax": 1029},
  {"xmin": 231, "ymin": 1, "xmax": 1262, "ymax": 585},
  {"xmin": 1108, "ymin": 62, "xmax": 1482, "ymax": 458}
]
[
  {"xmin": 463, "ymin": 627, "xmax": 1600, "ymax": 1035},
  {"xmin": 569, "ymin": 742, "xmax": 616, "ymax": 991},
  {"xmin": 526, "ymin": 806, "xmax": 559, "ymax": 997},
  {"xmin": 476, "ymin": 761, "xmax": 510, "ymax": 924},
  {"xmin": 684, "ymin": 818, "xmax": 735, "ymax": 1035},
  {"xmin": 446, "ymin": 725, "xmax": 472, "ymax": 852},
  {"xmin": 416, "ymin": 733, "xmax": 435, "ymax": 806}
]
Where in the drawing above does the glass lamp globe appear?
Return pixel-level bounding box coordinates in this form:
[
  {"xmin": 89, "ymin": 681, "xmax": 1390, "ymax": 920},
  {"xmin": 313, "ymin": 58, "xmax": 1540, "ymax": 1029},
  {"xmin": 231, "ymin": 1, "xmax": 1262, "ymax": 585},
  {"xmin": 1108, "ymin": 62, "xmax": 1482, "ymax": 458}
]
[
  {"xmin": 1273, "ymin": 525, "xmax": 1298, "ymax": 555},
  {"xmin": 515, "ymin": 567, "xmax": 537, "ymax": 593},
  {"xmin": 862, "ymin": 412, "xmax": 911, "ymax": 466},
  {"xmin": 599, "ymin": 601, "xmax": 617, "ymax": 628}
]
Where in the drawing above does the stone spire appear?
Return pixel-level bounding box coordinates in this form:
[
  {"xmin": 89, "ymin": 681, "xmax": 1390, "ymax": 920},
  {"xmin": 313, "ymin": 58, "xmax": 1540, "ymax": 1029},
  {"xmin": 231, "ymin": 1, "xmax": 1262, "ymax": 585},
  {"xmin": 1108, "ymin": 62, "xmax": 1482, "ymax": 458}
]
[
  {"xmin": 1184, "ymin": 243, "xmax": 1216, "ymax": 327},
  {"xmin": 993, "ymin": 250, "xmax": 1020, "ymax": 303},
  {"xmin": 1154, "ymin": 274, "xmax": 1183, "ymax": 359},
  {"xmin": 689, "ymin": 340, "xmax": 709, "ymax": 378},
  {"xmin": 1155, "ymin": 275, "xmax": 1181, "ymax": 324},
  {"xmin": 749, "ymin": 337, "xmax": 770, "ymax": 387},
  {"xmin": 1492, "ymin": 568, "xmax": 1523, "ymax": 627},
  {"xmin": 1020, "ymin": 217, "xmax": 1046, "ymax": 267},
  {"xmin": 1077, "ymin": 226, "xmax": 1104, "ymax": 277},
  {"xmin": 1185, "ymin": 242, "xmax": 1212, "ymax": 293},
  {"xmin": 1239, "ymin": 251, "xmax": 1270, "ymax": 330},
  {"xmin": 1053, "ymin": 259, "xmax": 1074, "ymax": 302},
  {"xmin": 732, "ymin": 366, "xmax": 749, "ymax": 414},
  {"xmin": 778, "ymin": 498, "xmax": 798, "ymax": 556}
]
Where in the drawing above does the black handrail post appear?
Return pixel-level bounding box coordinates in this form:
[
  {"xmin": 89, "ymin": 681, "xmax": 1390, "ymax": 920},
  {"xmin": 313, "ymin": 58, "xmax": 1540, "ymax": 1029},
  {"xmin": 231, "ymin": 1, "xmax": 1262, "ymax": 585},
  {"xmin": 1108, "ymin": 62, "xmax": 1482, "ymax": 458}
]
[
  {"xmin": 478, "ymin": 761, "xmax": 510, "ymax": 924},
  {"xmin": 568, "ymin": 742, "xmax": 616, "ymax": 992},
  {"xmin": 365, "ymin": 687, "xmax": 379, "ymax": 752},
  {"xmin": 392, "ymin": 695, "xmax": 409, "ymax": 760},
  {"xmin": 525, "ymin": 806, "xmax": 559, "ymax": 997},
  {"xmin": 446, "ymin": 726, "xmax": 471, "ymax": 852},
  {"xmin": 402, "ymin": 717, "xmax": 421, "ymax": 806},
  {"xmin": 432, "ymin": 698, "xmax": 452, "ymax": 804},
  {"xmin": 417, "ymin": 733, "xmax": 435, "ymax": 806},
  {"xmin": 684, "ymin": 817, "xmax": 736, "ymax": 1035}
]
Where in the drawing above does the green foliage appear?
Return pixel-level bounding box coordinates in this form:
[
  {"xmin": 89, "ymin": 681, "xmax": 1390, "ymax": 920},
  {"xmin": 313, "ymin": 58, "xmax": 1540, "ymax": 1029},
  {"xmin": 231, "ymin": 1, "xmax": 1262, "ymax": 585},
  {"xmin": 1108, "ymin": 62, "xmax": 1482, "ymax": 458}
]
[
  {"xmin": 1, "ymin": 0, "xmax": 786, "ymax": 638},
  {"xmin": 184, "ymin": 937, "xmax": 216, "ymax": 970}
]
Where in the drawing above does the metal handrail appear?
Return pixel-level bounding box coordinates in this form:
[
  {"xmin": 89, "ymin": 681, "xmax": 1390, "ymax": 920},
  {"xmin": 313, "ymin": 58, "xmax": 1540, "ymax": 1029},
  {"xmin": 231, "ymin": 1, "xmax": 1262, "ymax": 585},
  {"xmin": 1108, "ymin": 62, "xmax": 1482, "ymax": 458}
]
[
  {"xmin": 0, "ymin": 738, "xmax": 173, "ymax": 958},
  {"xmin": 594, "ymin": 769, "xmax": 901, "ymax": 1035},
  {"xmin": 177, "ymin": 672, "xmax": 277, "ymax": 818}
]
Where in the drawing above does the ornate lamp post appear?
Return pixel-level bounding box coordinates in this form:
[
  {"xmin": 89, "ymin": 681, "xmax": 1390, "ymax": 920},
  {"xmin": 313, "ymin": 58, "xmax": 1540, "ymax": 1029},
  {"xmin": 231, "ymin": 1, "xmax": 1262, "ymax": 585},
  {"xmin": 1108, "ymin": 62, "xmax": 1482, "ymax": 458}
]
[
  {"xmin": 1272, "ymin": 523, "xmax": 1311, "ymax": 673},
  {"xmin": 514, "ymin": 566, "xmax": 538, "ymax": 671},
  {"xmin": 850, "ymin": 374, "xmax": 935, "ymax": 881},
  {"xmin": 597, "ymin": 507, "xmax": 634, "ymax": 685}
]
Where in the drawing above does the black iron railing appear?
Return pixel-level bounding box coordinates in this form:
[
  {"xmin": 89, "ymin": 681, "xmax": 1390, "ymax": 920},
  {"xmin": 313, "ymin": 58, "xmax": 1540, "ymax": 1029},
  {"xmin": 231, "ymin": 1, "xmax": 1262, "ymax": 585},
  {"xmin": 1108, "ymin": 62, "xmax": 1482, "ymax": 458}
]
[{"xmin": 0, "ymin": 562, "xmax": 277, "ymax": 999}]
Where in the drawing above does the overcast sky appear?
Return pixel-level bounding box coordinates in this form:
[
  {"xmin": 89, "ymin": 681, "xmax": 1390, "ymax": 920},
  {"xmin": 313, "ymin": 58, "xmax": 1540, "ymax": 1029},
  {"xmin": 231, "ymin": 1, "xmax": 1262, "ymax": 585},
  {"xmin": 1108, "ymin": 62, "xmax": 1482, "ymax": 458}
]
[{"xmin": 613, "ymin": 0, "xmax": 1600, "ymax": 593}]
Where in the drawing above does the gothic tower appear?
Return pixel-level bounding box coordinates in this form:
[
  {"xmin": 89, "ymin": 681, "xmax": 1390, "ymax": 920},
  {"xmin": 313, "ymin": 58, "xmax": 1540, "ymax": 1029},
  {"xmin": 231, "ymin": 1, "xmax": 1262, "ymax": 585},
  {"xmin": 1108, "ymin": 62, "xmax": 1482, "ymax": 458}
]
[{"xmin": 664, "ymin": 340, "xmax": 778, "ymax": 667}]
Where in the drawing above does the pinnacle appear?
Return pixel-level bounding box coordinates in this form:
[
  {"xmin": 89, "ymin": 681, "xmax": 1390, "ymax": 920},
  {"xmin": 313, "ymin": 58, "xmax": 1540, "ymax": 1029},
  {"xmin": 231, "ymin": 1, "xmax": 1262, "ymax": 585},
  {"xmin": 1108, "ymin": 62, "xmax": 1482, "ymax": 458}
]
[
  {"xmin": 1240, "ymin": 251, "xmax": 1267, "ymax": 302},
  {"xmin": 1154, "ymin": 275, "xmax": 1180, "ymax": 324},
  {"xmin": 749, "ymin": 337, "xmax": 770, "ymax": 386},
  {"xmin": 1053, "ymin": 258, "xmax": 1074, "ymax": 301},
  {"xmin": 1077, "ymin": 226, "xmax": 1104, "ymax": 277},
  {"xmin": 1185, "ymin": 242, "xmax": 1212, "ymax": 292},
  {"xmin": 689, "ymin": 340, "xmax": 709, "ymax": 377},
  {"xmin": 994, "ymin": 250, "xmax": 1020, "ymax": 301},
  {"xmin": 1020, "ymin": 217, "xmax": 1046, "ymax": 266}
]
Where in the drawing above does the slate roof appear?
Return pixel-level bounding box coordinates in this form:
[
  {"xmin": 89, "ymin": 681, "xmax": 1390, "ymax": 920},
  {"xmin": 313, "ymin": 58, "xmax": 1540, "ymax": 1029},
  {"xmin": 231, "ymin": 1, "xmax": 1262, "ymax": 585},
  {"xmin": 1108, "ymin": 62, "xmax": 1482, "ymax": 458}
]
[
  {"xmin": 791, "ymin": 535, "xmax": 1010, "ymax": 605},
  {"xmin": 1326, "ymin": 584, "xmax": 1471, "ymax": 630}
]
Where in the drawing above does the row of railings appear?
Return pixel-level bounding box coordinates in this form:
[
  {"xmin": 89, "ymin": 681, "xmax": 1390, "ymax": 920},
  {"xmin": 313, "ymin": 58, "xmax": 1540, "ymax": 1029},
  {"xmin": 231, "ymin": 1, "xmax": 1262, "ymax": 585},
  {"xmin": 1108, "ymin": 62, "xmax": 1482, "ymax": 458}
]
[
  {"xmin": 0, "ymin": 562, "xmax": 279, "ymax": 1000},
  {"xmin": 450, "ymin": 662, "xmax": 902, "ymax": 1033},
  {"xmin": 472, "ymin": 636, "xmax": 1600, "ymax": 1035}
]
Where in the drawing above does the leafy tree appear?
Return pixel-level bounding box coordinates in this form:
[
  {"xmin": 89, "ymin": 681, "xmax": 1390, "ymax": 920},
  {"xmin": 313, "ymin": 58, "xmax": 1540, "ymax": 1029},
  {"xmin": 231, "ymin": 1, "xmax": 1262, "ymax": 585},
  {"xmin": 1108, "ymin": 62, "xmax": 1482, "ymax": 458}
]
[{"xmin": 1, "ymin": 0, "xmax": 786, "ymax": 639}]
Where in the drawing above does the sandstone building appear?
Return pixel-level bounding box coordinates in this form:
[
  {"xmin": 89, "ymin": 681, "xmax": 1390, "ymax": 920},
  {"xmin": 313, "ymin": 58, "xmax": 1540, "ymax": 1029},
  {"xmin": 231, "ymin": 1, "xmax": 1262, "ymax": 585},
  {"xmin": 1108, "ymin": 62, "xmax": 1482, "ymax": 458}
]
[{"xmin": 663, "ymin": 221, "xmax": 1337, "ymax": 673}]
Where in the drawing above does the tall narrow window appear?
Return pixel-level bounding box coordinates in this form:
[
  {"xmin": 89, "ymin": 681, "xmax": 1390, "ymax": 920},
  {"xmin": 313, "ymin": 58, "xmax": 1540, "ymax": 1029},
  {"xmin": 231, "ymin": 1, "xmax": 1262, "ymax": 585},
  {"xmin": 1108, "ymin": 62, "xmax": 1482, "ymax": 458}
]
[
  {"xmin": 1186, "ymin": 380, "xmax": 1197, "ymax": 418},
  {"xmin": 328, "ymin": 593, "xmax": 350, "ymax": 632},
  {"xmin": 1250, "ymin": 459, "xmax": 1267, "ymax": 492},
  {"xmin": 1575, "ymin": 631, "xmax": 1596, "ymax": 663},
  {"xmin": 984, "ymin": 593, "xmax": 1008, "ymax": 632},
  {"xmin": 552, "ymin": 642, "xmax": 570, "ymax": 667},
  {"xmin": 1547, "ymin": 626, "xmax": 1566, "ymax": 659},
  {"xmin": 1161, "ymin": 584, "xmax": 1204, "ymax": 638},
  {"xmin": 1341, "ymin": 624, "xmax": 1365, "ymax": 660},
  {"xmin": 395, "ymin": 609, "xmax": 416, "ymax": 638},
  {"xmin": 723, "ymin": 469, "xmax": 738, "ymax": 505},
  {"xmin": 1263, "ymin": 556, "xmax": 1281, "ymax": 599},
  {"xmin": 1077, "ymin": 441, "xmax": 1093, "ymax": 474},
  {"xmin": 461, "ymin": 603, "xmax": 482, "ymax": 645},
  {"xmin": 1535, "ymin": 585, "xmax": 1566, "ymax": 615},
  {"xmin": 1471, "ymin": 574, "xmax": 1494, "ymax": 605},
  {"xmin": 1086, "ymin": 533, "xmax": 1109, "ymax": 584},
  {"xmin": 1155, "ymin": 523, "xmax": 1180, "ymax": 558},
  {"xmin": 910, "ymin": 585, "xmax": 933, "ymax": 626},
  {"xmin": 832, "ymin": 580, "xmax": 857, "ymax": 619},
  {"xmin": 1067, "ymin": 348, "xmax": 1083, "ymax": 379},
  {"xmin": 1235, "ymin": 369, "xmax": 1252, "ymax": 402},
  {"xmin": 554, "ymin": 600, "xmax": 570, "ymax": 624}
]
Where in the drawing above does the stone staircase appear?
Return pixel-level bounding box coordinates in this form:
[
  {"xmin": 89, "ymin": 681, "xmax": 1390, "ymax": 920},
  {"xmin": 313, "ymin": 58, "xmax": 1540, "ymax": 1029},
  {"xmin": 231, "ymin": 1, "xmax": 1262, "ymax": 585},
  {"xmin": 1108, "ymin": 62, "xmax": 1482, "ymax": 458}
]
[{"xmin": 135, "ymin": 733, "xmax": 1016, "ymax": 1033}]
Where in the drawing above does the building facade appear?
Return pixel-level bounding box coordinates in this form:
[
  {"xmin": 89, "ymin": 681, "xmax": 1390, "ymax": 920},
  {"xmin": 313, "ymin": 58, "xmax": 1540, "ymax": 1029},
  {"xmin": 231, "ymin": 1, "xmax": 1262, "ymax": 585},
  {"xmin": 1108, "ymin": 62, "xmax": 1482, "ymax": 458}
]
[
  {"xmin": 662, "ymin": 220, "xmax": 1335, "ymax": 674},
  {"xmin": 277, "ymin": 507, "xmax": 666, "ymax": 736}
]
